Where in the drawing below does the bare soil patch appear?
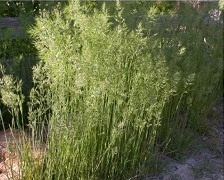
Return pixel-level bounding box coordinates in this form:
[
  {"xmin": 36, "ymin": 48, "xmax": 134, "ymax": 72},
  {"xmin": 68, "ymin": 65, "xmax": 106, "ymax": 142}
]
[{"xmin": 0, "ymin": 129, "xmax": 45, "ymax": 179}]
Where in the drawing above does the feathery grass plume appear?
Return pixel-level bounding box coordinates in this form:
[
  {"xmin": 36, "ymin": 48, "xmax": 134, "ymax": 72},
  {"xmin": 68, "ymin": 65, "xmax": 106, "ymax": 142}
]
[
  {"xmin": 10, "ymin": 1, "xmax": 223, "ymax": 179},
  {"xmin": 0, "ymin": 64, "xmax": 24, "ymax": 128},
  {"xmin": 26, "ymin": 1, "xmax": 176, "ymax": 179}
]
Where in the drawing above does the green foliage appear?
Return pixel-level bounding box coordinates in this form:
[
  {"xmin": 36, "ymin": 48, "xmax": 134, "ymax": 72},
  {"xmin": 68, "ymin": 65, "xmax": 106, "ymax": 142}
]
[
  {"xmin": 219, "ymin": 0, "xmax": 224, "ymax": 10},
  {"xmin": 1, "ymin": 1, "xmax": 222, "ymax": 179},
  {"xmin": 0, "ymin": 1, "xmax": 37, "ymax": 17},
  {"xmin": 155, "ymin": 1, "xmax": 176, "ymax": 13},
  {"xmin": 0, "ymin": 17, "xmax": 38, "ymax": 129},
  {"xmin": 0, "ymin": 39, "xmax": 37, "ymax": 78},
  {"xmin": 0, "ymin": 1, "xmax": 67, "ymax": 18},
  {"xmin": 0, "ymin": 65, "xmax": 24, "ymax": 129},
  {"xmin": 0, "ymin": 38, "xmax": 38, "ymax": 115},
  {"xmin": 27, "ymin": 2, "xmax": 177, "ymax": 179},
  {"xmin": 150, "ymin": 2, "xmax": 223, "ymax": 155}
]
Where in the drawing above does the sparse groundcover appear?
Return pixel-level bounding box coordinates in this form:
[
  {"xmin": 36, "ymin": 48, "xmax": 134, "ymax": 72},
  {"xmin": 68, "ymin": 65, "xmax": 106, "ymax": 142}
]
[{"xmin": 0, "ymin": 1, "xmax": 223, "ymax": 180}]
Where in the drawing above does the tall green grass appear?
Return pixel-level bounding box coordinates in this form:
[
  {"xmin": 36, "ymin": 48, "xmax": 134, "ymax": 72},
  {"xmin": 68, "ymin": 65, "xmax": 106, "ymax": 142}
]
[
  {"xmin": 0, "ymin": 1, "xmax": 222, "ymax": 179},
  {"xmin": 25, "ymin": 2, "xmax": 177, "ymax": 179},
  {"xmin": 150, "ymin": 2, "xmax": 223, "ymax": 155}
]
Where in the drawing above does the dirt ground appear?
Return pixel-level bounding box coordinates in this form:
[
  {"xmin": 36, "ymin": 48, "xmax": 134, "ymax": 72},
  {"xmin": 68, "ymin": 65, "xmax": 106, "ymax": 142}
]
[
  {"xmin": 146, "ymin": 97, "xmax": 223, "ymax": 180},
  {"xmin": 0, "ymin": 129, "xmax": 20, "ymax": 179},
  {"xmin": 0, "ymin": 129, "xmax": 45, "ymax": 179}
]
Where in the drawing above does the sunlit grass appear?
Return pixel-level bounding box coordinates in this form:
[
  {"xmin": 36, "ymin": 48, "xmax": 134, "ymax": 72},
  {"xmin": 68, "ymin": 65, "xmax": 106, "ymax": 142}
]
[{"xmin": 0, "ymin": 1, "xmax": 222, "ymax": 179}]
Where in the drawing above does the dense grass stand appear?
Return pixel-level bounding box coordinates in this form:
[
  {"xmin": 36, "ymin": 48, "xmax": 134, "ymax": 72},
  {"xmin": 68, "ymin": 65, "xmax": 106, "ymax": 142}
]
[{"xmin": 0, "ymin": 1, "xmax": 223, "ymax": 180}]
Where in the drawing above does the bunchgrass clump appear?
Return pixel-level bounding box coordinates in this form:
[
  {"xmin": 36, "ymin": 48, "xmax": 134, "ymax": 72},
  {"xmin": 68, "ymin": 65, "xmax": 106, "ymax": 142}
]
[
  {"xmin": 0, "ymin": 1, "xmax": 222, "ymax": 179},
  {"xmin": 25, "ymin": 2, "xmax": 177, "ymax": 179}
]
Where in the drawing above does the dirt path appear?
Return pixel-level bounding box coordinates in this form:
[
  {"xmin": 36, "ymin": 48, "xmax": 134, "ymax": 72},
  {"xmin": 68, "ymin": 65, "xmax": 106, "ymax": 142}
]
[{"xmin": 146, "ymin": 98, "xmax": 223, "ymax": 180}]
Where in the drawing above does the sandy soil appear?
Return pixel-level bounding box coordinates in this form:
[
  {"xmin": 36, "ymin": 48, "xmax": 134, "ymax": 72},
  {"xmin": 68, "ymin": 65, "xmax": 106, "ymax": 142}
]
[
  {"xmin": 0, "ymin": 129, "xmax": 45, "ymax": 179},
  {"xmin": 0, "ymin": 129, "xmax": 23, "ymax": 179}
]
